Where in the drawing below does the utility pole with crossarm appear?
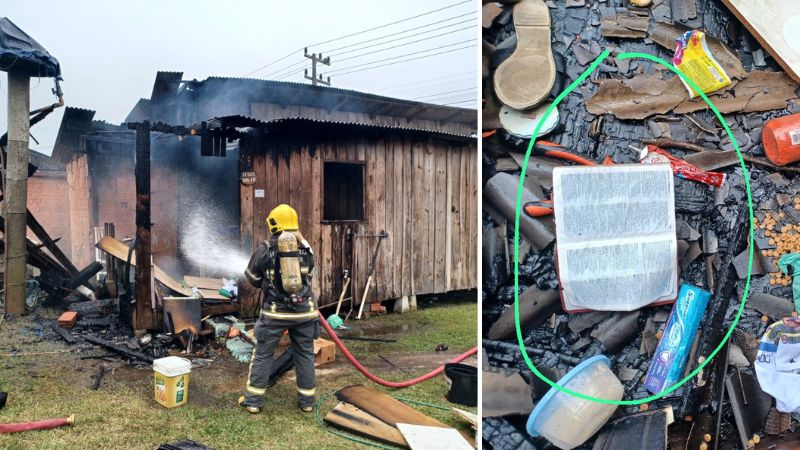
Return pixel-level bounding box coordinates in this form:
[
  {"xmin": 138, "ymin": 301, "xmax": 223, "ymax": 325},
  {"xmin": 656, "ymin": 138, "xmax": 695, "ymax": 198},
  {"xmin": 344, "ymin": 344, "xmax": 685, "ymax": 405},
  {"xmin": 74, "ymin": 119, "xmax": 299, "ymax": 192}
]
[{"xmin": 304, "ymin": 48, "xmax": 331, "ymax": 86}]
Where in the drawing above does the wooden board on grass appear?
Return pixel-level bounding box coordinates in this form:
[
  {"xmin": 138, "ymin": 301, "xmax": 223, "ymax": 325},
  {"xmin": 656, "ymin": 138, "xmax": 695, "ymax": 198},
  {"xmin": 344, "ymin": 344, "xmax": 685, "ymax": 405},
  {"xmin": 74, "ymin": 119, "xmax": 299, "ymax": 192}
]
[{"xmin": 324, "ymin": 402, "xmax": 408, "ymax": 448}]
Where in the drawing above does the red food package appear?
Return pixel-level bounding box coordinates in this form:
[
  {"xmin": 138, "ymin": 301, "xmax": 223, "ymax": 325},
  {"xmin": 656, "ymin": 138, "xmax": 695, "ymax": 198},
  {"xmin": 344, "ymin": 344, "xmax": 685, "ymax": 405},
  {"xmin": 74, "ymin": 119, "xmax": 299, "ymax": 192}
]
[{"xmin": 639, "ymin": 144, "xmax": 726, "ymax": 188}]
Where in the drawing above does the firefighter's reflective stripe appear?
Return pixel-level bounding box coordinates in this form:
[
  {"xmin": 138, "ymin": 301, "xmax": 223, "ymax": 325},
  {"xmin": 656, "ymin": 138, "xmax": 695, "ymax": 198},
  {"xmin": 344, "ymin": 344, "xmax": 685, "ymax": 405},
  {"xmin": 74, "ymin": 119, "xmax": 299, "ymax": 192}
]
[
  {"xmin": 245, "ymin": 337, "xmax": 265, "ymax": 395},
  {"xmin": 297, "ymin": 387, "xmax": 315, "ymax": 396},
  {"xmin": 261, "ymin": 309, "xmax": 320, "ymax": 320},
  {"xmin": 247, "ymin": 385, "xmax": 266, "ymax": 395},
  {"xmin": 245, "ymin": 268, "xmax": 262, "ymax": 283}
]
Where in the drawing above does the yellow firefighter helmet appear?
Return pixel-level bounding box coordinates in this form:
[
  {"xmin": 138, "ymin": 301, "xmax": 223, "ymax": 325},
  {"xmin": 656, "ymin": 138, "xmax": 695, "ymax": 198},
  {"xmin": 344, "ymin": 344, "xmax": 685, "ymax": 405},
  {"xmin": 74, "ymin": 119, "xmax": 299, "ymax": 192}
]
[{"xmin": 267, "ymin": 204, "xmax": 299, "ymax": 235}]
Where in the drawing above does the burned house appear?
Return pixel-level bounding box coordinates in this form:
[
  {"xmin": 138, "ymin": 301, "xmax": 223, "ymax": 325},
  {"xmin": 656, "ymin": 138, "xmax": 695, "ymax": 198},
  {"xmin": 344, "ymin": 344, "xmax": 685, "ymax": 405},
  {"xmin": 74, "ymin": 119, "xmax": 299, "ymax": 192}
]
[{"xmin": 53, "ymin": 73, "xmax": 477, "ymax": 321}]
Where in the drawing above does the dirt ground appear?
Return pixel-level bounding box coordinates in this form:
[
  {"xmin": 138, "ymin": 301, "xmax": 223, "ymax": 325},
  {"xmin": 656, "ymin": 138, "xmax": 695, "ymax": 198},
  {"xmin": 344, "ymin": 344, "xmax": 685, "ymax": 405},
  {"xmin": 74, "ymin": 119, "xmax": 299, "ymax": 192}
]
[{"xmin": 0, "ymin": 301, "xmax": 477, "ymax": 449}]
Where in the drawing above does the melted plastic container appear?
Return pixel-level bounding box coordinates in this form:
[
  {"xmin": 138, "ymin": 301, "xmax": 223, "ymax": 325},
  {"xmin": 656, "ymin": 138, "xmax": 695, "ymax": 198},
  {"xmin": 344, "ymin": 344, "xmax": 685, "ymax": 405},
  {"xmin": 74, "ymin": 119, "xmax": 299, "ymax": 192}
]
[{"xmin": 526, "ymin": 355, "xmax": 623, "ymax": 449}]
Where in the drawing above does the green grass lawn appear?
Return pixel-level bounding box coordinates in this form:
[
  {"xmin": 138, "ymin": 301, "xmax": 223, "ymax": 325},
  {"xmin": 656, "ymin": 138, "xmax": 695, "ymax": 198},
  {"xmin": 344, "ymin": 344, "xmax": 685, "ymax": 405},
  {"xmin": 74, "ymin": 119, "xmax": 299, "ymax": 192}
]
[{"xmin": 0, "ymin": 301, "xmax": 477, "ymax": 449}]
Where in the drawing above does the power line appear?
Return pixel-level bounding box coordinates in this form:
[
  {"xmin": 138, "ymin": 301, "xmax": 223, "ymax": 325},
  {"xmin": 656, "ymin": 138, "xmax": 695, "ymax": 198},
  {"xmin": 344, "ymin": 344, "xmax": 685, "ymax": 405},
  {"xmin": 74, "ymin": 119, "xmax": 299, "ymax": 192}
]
[
  {"xmin": 242, "ymin": 0, "xmax": 471, "ymax": 77},
  {"xmin": 262, "ymin": 16, "xmax": 476, "ymax": 80},
  {"xmin": 329, "ymin": 17, "xmax": 476, "ymax": 58},
  {"xmin": 412, "ymin": 87, "xmax": 476, "ymax": 100},
  {"xmin": 307, "ymin": 0, "xmax": 472, "ymax": 48},
  {"xmin": 440, "ymin": 99, "xmax": 476, "ymax": 107},
  {"xmin": 322, "ymin": 11, "xmax": 475, "ymax": 54},
  {"xmin": 377, "ymin": 70, "xmax": 475, "ymax": 91},
  {"xmin": 420, "ymin": 92, "xmax": 477, "ymax": 102},
  {"xmin": 328, "ymin": 39, "xmax": 474, "ymax": 75},
  {"xmin": 334, "ymin": 25, "xmax": 475, "ymax": 63},
  {"xmin": 279, "ymin": 44, "xmax": 475, "ymax": 81},
  {"xmin": 385, "ymin": 78, "xmax": 477, "ymax": 96},
  {"xmin": 422, "ymin": 94, "xmax": 477, "ymax": 104},
  {"xmin": 331, "ymin": 44, "xmax": 476, "ymax": 78}
]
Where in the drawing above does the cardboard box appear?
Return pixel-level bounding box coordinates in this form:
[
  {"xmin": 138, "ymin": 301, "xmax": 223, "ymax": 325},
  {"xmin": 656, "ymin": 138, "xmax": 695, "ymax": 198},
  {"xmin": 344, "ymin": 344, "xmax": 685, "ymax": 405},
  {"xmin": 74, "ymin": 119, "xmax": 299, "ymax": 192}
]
[
  {"xmin": 313, "ymin": 338, "xmax": 336, "ymax": 366},
  {"xmin": 278, "ymin": 335, "xmax": 336, "ymax": 366},
  {"xmin": 58, "ymin": 311, "xmax": 78, "ymax": 329}
]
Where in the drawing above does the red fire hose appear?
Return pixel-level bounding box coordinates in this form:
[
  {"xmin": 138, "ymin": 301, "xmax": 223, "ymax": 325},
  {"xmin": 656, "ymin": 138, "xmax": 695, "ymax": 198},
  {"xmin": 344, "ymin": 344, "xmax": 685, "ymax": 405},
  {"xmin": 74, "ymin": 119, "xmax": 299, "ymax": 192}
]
[
  {"xmin": 319, "ymin": 316, "xmax": 478, "ymax": 388},
  {"xmin": 0, "ymin": 415, "xmax": 74, "ymax": 433}
]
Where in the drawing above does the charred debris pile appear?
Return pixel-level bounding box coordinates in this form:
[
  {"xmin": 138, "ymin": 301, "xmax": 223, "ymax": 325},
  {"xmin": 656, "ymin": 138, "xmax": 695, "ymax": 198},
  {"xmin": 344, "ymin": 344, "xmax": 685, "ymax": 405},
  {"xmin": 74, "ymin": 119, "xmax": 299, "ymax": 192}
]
[{"xmin": 483, "ymin": 0, "xmax": 800, "ymax": 449}]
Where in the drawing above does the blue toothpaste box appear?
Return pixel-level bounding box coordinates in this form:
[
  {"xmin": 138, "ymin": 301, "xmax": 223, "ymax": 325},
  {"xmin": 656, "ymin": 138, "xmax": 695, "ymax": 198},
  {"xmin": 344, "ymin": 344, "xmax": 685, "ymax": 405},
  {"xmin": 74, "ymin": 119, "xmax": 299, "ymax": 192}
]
[{"xmin": 643, "ymin": 284, "xmax": 711, "ymax": 394}]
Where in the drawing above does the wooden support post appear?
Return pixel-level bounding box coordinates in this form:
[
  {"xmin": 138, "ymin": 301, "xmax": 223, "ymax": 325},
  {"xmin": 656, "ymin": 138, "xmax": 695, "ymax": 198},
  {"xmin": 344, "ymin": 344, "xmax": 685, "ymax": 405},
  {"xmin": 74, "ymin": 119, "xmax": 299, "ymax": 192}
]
[
  {"xmin": 103, "ymin": 223, "xmax": 115, "ymax": 280},
  {"xmin": 132, "ymin": 122, "xmax": 154, "ymax": 330},
  {"xmin": 4, "ymin": 73, "xmax": 30, "ymax": 315}
]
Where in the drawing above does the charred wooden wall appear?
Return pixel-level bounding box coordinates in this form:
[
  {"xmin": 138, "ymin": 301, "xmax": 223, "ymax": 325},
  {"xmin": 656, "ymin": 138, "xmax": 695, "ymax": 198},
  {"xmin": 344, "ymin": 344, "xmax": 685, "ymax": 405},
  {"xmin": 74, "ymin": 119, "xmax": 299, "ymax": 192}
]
[{"xmin": 240, "ymin": 132, "xmax": 477, "ymax": 312}]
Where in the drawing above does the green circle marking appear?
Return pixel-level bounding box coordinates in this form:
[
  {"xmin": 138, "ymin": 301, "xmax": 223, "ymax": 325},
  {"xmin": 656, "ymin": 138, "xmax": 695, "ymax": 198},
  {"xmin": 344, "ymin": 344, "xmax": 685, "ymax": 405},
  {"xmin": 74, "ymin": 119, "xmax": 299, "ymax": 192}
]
[{"xmin": 513, "ymin": 49, "xmax": 754, "ymax": 405}]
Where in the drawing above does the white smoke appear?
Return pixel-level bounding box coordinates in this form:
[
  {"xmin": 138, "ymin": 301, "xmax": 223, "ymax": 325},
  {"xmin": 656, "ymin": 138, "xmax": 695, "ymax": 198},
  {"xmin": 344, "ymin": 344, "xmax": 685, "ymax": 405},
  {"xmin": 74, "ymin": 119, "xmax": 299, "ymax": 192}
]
[{"xmin": 179, "ymin": 208, "xmax": 250, "ymax": 277}]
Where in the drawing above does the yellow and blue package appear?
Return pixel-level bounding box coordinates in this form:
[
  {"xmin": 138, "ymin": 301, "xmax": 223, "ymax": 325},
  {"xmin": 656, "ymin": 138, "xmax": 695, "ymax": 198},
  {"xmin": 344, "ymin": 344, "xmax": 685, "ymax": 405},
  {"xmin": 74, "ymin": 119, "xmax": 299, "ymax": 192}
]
[{"xmin": 672, "ymin": 30, "xmax": 731, "ymax": 98}]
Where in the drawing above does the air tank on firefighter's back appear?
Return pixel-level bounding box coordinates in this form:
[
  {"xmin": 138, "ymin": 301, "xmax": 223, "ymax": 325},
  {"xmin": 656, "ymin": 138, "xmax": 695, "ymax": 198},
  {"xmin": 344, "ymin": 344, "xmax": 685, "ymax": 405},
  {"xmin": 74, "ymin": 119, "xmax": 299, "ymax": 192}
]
[{"xmin": 277, "ymin": 231, "xmax": 303, "ymax": 294}]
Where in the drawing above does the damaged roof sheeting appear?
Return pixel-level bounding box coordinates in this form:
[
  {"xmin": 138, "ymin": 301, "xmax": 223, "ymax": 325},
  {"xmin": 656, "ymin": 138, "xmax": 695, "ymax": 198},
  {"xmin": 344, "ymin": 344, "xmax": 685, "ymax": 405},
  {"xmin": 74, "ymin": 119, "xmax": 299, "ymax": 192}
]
[
  {"xmin": 144, "ymin": 71, "xmax": 476, "ymax": 131},
  {"xmin": 0, "ymin": 17, "xmax": 60, "ymax": 77},
  {"xmin": 51, "ymin": 107, "xmax": 96, "ymax": 163},
  {"xmin": 484, "ymin": 0, "xmax": 800, "ymax": 448},
  {"xmin": 213, "ymin": 115, "xmax": 476, "ymax": 141}
]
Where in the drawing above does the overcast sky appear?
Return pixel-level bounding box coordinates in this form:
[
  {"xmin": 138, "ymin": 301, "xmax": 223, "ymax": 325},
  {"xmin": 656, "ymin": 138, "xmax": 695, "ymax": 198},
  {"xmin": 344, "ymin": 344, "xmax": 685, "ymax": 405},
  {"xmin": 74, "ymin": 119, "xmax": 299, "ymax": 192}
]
[{"xmin": 1, "ymin": 0, "xmax": 478, "ymax": 155}]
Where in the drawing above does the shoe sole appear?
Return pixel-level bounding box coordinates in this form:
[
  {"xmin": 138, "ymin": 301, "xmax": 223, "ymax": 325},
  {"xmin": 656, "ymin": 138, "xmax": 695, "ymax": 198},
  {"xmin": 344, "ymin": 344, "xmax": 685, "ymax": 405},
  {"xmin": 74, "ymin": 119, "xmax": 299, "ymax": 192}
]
[{"xmin": 493, "ymin": 0, "xmax": 556, "ymax": 110}]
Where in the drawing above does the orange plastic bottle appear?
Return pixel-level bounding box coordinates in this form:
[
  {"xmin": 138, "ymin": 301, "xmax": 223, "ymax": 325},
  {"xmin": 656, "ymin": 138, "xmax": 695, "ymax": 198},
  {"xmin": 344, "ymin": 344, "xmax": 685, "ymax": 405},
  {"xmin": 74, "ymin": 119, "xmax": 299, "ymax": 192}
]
[{"xmin": 763, "ymin": 113, "xmax": 800, "ymax": 166}]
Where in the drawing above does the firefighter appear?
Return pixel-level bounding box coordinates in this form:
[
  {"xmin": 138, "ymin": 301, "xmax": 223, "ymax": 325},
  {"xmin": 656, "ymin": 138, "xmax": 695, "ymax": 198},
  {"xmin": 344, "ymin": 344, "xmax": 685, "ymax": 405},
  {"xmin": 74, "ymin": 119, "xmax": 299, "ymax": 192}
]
[{"xmin": 238, "ymin": 204, "xmax": 319, "ymax": 413}]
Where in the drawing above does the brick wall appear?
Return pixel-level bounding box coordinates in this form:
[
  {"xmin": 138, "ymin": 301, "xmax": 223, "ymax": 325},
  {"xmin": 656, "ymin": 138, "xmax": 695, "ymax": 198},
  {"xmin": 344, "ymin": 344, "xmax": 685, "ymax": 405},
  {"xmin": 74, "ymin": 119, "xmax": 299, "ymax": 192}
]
[
  {"xmin": 90, "ymin": 149, "xmax": 137, "ymax": 243},
  {"xmin": 66, "ymin": 147, "xmax": 179, "ymax": 273},
  {"xmin": 27, "ymin": 171, "xmax": 71, "ymax": 258}
]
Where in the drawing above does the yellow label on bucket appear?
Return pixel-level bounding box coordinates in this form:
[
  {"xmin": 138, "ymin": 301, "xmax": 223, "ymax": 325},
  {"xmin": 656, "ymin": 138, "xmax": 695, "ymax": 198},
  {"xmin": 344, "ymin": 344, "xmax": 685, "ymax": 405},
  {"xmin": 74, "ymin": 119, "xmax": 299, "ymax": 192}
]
[
  {"xmin": 153, "ymin": 371, "xmax": 190, "ymax": 408},
  {"xmin": 673, "ymin": 30, "xmax": 731, "ymax": 98}
]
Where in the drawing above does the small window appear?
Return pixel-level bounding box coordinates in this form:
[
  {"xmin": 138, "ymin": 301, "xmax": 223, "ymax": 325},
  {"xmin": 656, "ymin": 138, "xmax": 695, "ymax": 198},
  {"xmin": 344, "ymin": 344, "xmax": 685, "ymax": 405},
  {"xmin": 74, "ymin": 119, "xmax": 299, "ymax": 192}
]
[{"xmin": 323, "ymin": 161, "xmax": 364, "ymax": 221}]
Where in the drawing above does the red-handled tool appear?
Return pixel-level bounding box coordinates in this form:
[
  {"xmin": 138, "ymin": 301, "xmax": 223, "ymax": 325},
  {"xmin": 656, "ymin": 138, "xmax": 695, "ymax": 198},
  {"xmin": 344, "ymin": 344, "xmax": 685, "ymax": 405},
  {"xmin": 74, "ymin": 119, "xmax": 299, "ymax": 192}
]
[
  {"xmin": 533, "ymin": 140, "xmax": 597, "ymax": 166},
  {"xmin": 524, "ymin": 200, "xmax": 553, "ymax": 217}
]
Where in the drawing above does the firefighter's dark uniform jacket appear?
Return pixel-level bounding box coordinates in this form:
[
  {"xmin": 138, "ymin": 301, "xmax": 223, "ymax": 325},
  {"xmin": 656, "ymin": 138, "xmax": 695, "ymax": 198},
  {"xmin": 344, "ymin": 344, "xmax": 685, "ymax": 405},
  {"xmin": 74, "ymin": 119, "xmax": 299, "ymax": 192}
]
[{"xmin": 241, "ymin": 233, "xmax": 318, "ymax": 407}]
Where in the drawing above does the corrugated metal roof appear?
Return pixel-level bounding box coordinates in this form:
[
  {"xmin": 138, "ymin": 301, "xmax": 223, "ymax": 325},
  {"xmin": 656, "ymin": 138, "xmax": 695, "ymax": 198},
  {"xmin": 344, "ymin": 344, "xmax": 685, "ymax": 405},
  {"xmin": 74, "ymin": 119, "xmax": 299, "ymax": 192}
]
[
  {"xmin": 124, "ymin": 98, "xmax": 150, "ymax": 123},
  {"xmin": 183, "ymin": 74, "xmax": 477, "ymax": 126},
  {"xmin": 51, "ymin": 106, "xmax": 95, "ymax": 163},
  {"xmin": 215, "ymin": 115, "xmax": 476, "ymax": 141},
  {"xmin": 29, "ymin": 149, "xmax": 64, "ymax": 173}
]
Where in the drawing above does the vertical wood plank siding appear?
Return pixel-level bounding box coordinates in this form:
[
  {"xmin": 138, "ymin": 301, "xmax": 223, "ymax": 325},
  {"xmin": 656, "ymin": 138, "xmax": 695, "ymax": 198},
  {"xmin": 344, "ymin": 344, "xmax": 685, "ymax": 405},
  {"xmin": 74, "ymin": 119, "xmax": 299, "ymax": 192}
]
[{"xmin": 244, "ymin": 134, "xmax": 476, "ymax": 307}]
